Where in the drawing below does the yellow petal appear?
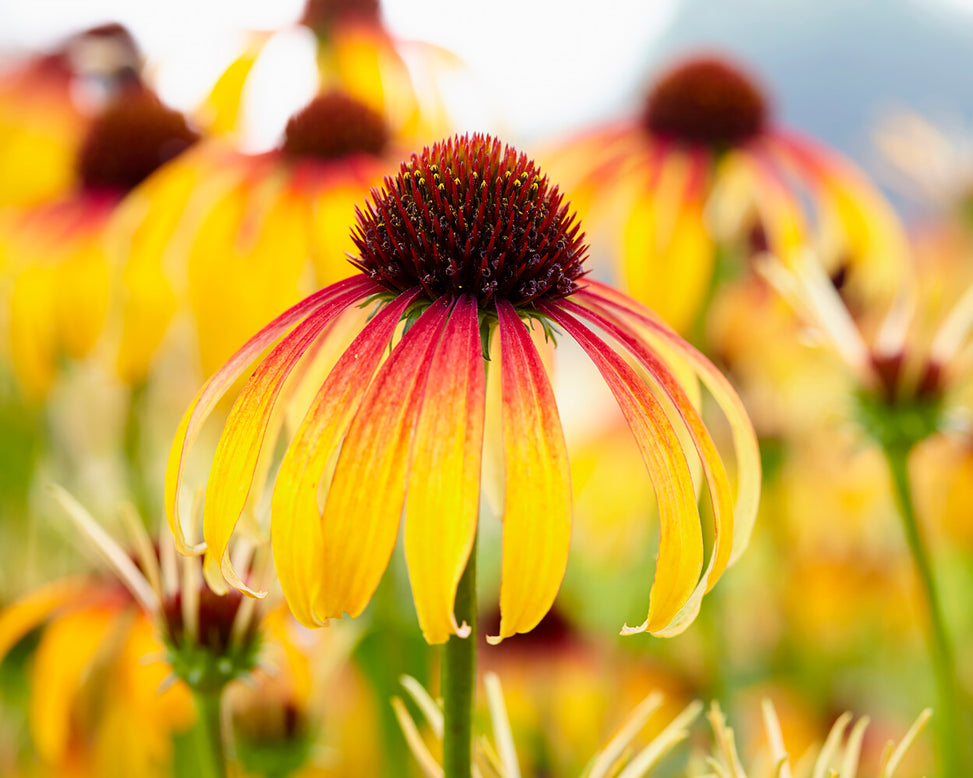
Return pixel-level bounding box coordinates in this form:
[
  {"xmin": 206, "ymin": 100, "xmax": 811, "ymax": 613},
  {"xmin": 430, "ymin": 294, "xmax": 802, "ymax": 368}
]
[
  {"xmin": 30, "ymin": 605, "xmax": 119, "ymax": 762},
  {"xmin": 405, "ymin": 296, "xmax": 485, "ymax": 644},
  {"xmin": 622, "ymin": 150, "xmax": 714, "ymax": 333},
  {"xmin": 489, "ymin": 301, "xmax": 571, "ymax": 644}
]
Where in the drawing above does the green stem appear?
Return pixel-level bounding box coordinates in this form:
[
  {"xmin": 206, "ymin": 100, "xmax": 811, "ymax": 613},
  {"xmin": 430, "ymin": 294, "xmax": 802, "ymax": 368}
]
[
  {"xmin": 123, "ymin": 381, "xmax": 154, "ymax": 523},
  {"xmin": 883, "ymin": 445, "xmax": 962, "ymax": 778},
  {"xmin": 442, "ymin": 536, "xmax": 478, "ymax": 778},
  {"xmin": 192, "ymin": 688, "xmax": 228, "ymax": 778}
]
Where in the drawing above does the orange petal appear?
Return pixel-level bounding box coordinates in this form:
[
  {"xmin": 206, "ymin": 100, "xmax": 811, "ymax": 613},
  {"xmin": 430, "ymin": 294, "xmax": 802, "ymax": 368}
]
[
  {"xmin": 489, "ymin": 301, "xmax": 571, "ymax": 644},
  {"xmin": 542, "ymin": 303, "xmax": 702, "ymax": 635},
  {"xmin": 316, "ymin": 296, "xmax": 452, "ymax": 623},
  {"xmin": 404, "ymin": 295, "xmax": 485, "ymax": 644},
  {"xmin": 272, "ymin": 289, "xmax": 420, "ymax": 627},
  {"xmin": 165, "ymin": 275, "xmax": 379, "ymax": 555}
]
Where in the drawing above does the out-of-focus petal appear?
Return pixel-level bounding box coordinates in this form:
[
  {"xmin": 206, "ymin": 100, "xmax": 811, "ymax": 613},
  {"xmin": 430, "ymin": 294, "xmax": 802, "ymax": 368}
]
[
  {"xmin": 30, "ymin": 605, "xmax": 119, "ymax": 763},
  {"xmin": 542, "ymin": 303, "xmax": 702, "ymax": 635},
  {"xmin": 622, "ymin": 149, "xmax": 714, "ymax": 333},
  {"xmin": 272, "ymin": 289, "xmax": 420, "ymax": 626},
  {"xmin": 489, "ymin": 301, "xmax": 571, "ymax": 644},
  {"xmin": 0, "ymin": 579, "xmax": 94, "ymax": 660},
  {"xmin": 316, "ymin": 297, "xmax": 451, "ymax": 622},
  {"xmin": 405, "ymin": 295, "xmax": 485, "ymax": 644},
  {"xmin": 165, "ymin": 275, "xmax": 379, "ymax": 554},
  {"xmin": 201, "ymin": 283, "xmax": 370, "ymax": 595},
  {"xmin": 579, "ymin": 281, "xmax": 761, "ymax": 565}
]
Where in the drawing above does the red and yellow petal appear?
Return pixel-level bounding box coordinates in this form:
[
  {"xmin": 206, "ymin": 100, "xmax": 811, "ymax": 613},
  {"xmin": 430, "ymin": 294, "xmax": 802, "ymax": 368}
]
[
  {"xmin": 404, "ymin": 295, "xmax": 485, "ymax": 644},
  {"xmin": 580, "ymin": 281, "xmax": 761, "ymax": 566},
  {"xmin": 201, "ymin": 283, "xmax": 369, "ymax": 595},
  {"xmin": 543, "ymin": 303, "xmax": 702, "ymax": 635},
  {"xmin": 490, "ymin": 301, "xmax": 572, "ymax": 644},
  {"xmin": 316, "ymin": 296, "xmax": 452, "ymax": 622},
  {"xmin": 271, "ymin": 289, "xmax": 420, "ymax": 627},
  {"xmin": 165, "ymin": 275, "xmax": 379, "ymax": 554},
  {"xmin": 560, "ymin": 297, "xmax": 737, "ymax": 633}
]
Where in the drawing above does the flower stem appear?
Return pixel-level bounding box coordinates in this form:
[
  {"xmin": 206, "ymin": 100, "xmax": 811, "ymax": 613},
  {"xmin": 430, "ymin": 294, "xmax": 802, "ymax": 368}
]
[
  {"xmin": 442, "ymin": 536, "xmax": 477, "ymax": 778},
  {"xmin": 883, "ymin": 444, "xmax": 962, "ymax": 778},
  {"xmin": 192, "ymin": 688, "xmax": 228, "ymax": 778}
]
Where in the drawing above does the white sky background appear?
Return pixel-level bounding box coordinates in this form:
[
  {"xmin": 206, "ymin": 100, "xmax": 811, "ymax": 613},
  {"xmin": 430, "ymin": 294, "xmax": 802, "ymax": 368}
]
[{"xmin": 0, "ymin": 0, "xmax": 673, "ymax": 148}]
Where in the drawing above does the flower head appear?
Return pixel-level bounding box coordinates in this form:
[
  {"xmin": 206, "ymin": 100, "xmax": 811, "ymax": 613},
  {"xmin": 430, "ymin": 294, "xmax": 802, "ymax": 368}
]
[
  {"xmin": 352, "ymin": 135, "xmax": 586, "ymax": 307},
  {"xmin": 77, "ymin": 89, "xmax": 199, "ymax": 193},
  {"xmin": 642, "ymin": 56, "xmax": 768, "ymax": 148},
  {"xmin": 167, "ymin": 134, "xmax": 759, "ymax": 646}
]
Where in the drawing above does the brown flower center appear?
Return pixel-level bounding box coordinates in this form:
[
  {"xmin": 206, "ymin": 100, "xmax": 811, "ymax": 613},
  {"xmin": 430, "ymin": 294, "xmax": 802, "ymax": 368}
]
[
  {"xmin": 352, "ymin": 134, "xmax": 587, "ymax": 309},
  {"xmin": 77, "ymin": 90, "xmax": 198, "ymax": 193},
  {"xmin": 281, "ymin": 92, "xmax": 388, "ymax": 161},
  {"xmin": 301, "ymin": 0, "xmax": 381, "ymax": 34},
  {"xmin": 642, "ymin": 55, "xmax": 768, "ymax": 148}
]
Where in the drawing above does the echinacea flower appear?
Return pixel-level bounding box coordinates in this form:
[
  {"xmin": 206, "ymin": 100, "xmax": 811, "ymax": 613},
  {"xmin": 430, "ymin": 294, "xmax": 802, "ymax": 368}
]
[
  {"xmin": 0, "ymin": 23, "xmax": 141, "ymax": 208},
  {"xmin": 0, "ymin": 489, "xmax": 268, "ymax": 776},
  {"xmin": 167, "ymin": 133, "xmax": 760, "ymax": 647},
  {"xmin": 199, "ymin": 0, "xmax": 455, "ymax": 146},
  {"xmin": 1, "ymin": 86, "xmax": 199, "ymax": 398},
  {"xmin": 760, "ymin": 249, "xmax": 973, "ymax": 449},
  {"xmin": 547, "ymin": 53, "xmax": 907, "ymax": 333},
  {"xmin": 117, "ymin": 89, "xmax": 404, "ymax": 381}
]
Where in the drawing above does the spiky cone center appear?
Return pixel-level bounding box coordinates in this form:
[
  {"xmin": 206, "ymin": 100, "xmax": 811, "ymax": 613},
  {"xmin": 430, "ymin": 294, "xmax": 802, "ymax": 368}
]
[
  {"xmin": 77, "ymin": 89, "xmax": 199, "ymax": 193},
  {"xmin": 352, "ymin": 134, "xmax": 588, "ymax": 310},
  {"xmin": 301, "ymin": 0, "xmax": 381, "ymax": 33},
  {"xmin": 642, "ymin": 55, "xmax": 768, "ymax": 148},
  {"xmin": 281, "ymin": 91, "xmax": 389, "ymax": 161},
  {"xmin": 162, "ymin": 587, "xmax": 260, "ymax": 693}
]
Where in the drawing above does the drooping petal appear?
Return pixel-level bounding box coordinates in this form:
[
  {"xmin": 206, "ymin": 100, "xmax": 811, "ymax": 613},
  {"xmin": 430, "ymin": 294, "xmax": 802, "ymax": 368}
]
[
  {"xmin": 0, "ymin": 578, "xmax": 94, "ymax": 661},
  {"xmin": 316, "ymin": 297, "xmax": 452, "ymax": 622},
  {"xmin": 553, "ymin": 298, "xmax": 736, "ymax": 634},
  {"xmin": 578, "ymin": 281, "xmax": 761, "ymax": 565},
  {"xmin": 621, "ymin": 147, "xmax": 714, "ymax": 333},
  {"xmin": 542, "ymin": 303, "xmax": 702, "ymax": 635},
  {"xmin": 271, "ymin": 289, "xmax": 420, "ymax": 627},
  {"xmin": 201, "ymin": 282, "xmax": 372, "ymax": 596},
  {"xmin": 761, "ymin": 130, "xmax": 909, "ymax": 302},
  {"xmin": 489, "ymin": 301, "xmax": 572, "ymax": 644},
  {"xmin": 405, "ymin": 295, "xmax": 485, "ymax": 644},
  {"xmin": 164, "ymin": 274, "xmax": 380, "ymax": 554},
  {"xmin": 30, "ymin": 605, "xmax": 120, "ymax": 763}
]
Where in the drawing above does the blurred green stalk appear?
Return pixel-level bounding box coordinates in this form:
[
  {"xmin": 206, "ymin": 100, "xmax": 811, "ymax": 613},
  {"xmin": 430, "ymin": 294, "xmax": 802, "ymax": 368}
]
[
  {"xmin": 883, "ymin": 445, "xmax": 963, "ymax": 778},
  {"xmin": 192, "ymin": 688, "xmax": 228, "ymax": 778}
]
